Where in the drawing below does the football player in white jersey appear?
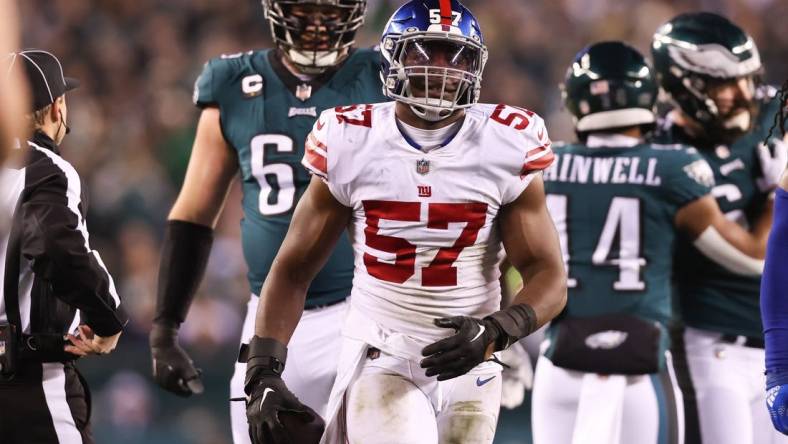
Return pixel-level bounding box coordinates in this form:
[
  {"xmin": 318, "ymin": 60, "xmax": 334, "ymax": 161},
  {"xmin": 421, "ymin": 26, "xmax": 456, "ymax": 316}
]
[{"xmin": 242, "ymin": 1, "xmax": 568, "ymax": 443}]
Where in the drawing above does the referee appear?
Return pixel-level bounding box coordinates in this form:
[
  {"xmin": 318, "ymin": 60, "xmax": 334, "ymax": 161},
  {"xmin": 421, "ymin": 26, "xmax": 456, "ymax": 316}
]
[{"xmin": 0, "ymin": 50, "xmax": 127, "ymax": 444}]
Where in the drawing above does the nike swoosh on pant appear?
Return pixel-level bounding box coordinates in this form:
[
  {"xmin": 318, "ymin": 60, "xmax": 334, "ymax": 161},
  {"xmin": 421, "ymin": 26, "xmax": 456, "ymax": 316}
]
[{"xmin": 476, "ymin": 376, "xmax": 496, "ymax": 387}]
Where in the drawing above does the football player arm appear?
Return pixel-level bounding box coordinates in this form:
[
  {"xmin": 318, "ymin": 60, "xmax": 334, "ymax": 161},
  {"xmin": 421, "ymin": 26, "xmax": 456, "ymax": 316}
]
[
  {"xmin": 155, "ymin": 107, "xmax": 238, "ymax": 327},
  {"xmin": 762, "ymin": 187, "xmax": 788, "ymax": 436},
  {"xmin": 674, "ymin": 195, "xmax": 768, "ymax": 275},
  {"xmin": 244, "ymin": 176, "xmax": 349, "ymax": 424},
  {"xmin": 763, "ymin": 187, "xmax": 788, "ymax": 374},
  {"xmin": 253, "ymin": 176, "xmax": 351, "ymax": 344},
  {"xmin": 150, "ymin": 107, "xmax": 237, "ymax": 396},
  {"xmin": 498, "ymin": 175, "xmax": 568, "ymax": 336}
]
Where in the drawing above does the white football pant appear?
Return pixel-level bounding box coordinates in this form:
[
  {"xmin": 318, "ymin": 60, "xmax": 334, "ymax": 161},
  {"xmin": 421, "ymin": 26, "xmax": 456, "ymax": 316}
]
[
  {"xmin": 343, "ymin": 351, "xmax": 502, "ymax": 444},
  {"xmin": 532, "ymin": 351, "xmax": 684, "ymax": 444},
  {"xmin": 678, "ymin": 327, "xmax": 788, "ymax": 444}
]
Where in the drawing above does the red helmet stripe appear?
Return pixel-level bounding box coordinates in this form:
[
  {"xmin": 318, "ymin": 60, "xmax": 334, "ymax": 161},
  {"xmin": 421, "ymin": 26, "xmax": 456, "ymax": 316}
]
[{"xmin": 439, "ymin": 0, "xmax": 453, "ymax": 26}]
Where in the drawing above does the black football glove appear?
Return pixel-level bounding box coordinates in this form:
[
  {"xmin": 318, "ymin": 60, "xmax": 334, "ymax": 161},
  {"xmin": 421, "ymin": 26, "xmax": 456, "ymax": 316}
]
[
  {"xmin": 420, "ymin": 316, "xmax": 502, "ymax": 381},
  {"xmin": 246, "ymin": 374, "xmax": 319, "ymax": 444},
  {"xmin": 245, "ymin": 336, "xmax": 321, "ymax": 444},
  {"xmin": 149, "ymin": 323, "xmax": 204, "ymax": 397}
]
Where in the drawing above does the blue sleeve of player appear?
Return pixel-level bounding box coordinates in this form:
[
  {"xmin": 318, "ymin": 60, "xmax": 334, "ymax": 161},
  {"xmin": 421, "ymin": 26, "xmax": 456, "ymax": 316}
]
[
  {"xmin": 764, "ymin": 188, "xmax": 788, "ymax": 379},
  {"xmin": 764, "ymin": 188, "xmax": 788, "ymax": 436}
]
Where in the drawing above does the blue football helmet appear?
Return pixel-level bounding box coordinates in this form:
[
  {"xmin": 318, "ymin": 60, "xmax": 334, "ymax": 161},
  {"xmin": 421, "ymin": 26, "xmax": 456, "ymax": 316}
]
[{"xmin": 380, "ymin": 0, "xmax": 488, "ymax": 121}]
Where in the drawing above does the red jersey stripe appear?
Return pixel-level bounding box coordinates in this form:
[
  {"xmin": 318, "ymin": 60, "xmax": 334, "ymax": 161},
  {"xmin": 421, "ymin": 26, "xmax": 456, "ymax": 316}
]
[
  {"xmin": 304, "ymin": 148, "xmax": 327, "ymax": 175},
  {"xmin": 307, "ymin": 132, "xmax": 328, "ymax": 152},
  {"xmin": 520, "ymin": 146, "xmax": 555, "ymax": 176}
]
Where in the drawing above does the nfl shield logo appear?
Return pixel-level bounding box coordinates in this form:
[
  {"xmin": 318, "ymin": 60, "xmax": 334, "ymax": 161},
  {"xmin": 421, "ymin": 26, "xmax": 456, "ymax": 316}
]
[
  {"xmin": 416, "ymin": 159, "xmax": 430, "ymax": 175},
  {"xmin": 296, "ymin": 84, "xmax": 312, "ymax": 101}
]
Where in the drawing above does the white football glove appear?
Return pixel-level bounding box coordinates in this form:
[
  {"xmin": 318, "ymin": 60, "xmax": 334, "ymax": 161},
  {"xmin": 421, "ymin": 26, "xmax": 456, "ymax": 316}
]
[
  {"xmin": 499, "ymin": 341, "xmax": 534, "ymax": 410},
  {"xmin": 756, "ymin": 137, "xmax": 788, "ymax": 192}
]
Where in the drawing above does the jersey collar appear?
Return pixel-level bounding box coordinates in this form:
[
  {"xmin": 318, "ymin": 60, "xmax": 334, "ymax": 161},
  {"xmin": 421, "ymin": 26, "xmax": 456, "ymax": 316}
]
[
  {"xmin": 394, "ymin": 118, "xmax": 463, "ymax": 151},
  {"xmin": 30, "ymin": 130, "xmax": 60, "ymax": 155}
]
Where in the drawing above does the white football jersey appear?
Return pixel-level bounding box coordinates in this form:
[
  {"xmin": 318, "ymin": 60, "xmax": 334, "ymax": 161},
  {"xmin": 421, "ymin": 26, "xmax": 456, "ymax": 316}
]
[{"xmin": 303, "ymin": 102, "xmax": 554, "ymax": 343}]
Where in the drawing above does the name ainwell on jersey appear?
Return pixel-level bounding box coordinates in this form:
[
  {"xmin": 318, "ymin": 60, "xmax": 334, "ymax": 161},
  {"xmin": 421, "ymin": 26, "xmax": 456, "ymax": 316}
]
[{"xmin": 544, "ymin": 153, "xmax": 662, "ymax": 186}]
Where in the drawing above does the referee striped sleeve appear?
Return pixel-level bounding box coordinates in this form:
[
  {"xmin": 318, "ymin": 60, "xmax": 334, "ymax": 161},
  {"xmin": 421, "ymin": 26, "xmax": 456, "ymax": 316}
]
[{"xmin": 22, "ymin": 142, "xmax": 127, "ymax": 336}]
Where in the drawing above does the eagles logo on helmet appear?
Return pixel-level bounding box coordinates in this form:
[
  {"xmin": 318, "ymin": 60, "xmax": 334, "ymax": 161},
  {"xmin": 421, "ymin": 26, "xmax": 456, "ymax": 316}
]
[{"xmin": 651, "ymin": 12, "xmax": 763, "ymax": 141}]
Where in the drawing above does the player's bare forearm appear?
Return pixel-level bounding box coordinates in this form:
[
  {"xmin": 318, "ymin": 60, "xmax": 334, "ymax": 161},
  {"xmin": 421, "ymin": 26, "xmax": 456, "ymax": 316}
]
[
  {"xmin": 676, "ymin": 195, "xmax": 768, "ymax": 259},
  {"xmin": 169, "ymin": 107, "xmax": 238, "ymax": 228},
  {"xmin": 254, "ymin": 176, "xmax": 351, "ymax": 344},
  {"xmin": 499, "ymin": 176, "xmax": 567, "ymax": 328},
  {"xmin": 498, "ymin": 257, "xmax": 518, "ymax": 309}
]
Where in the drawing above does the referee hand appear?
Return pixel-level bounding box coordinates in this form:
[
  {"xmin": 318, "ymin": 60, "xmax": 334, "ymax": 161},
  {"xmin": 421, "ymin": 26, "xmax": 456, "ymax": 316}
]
[{"xmin": 65, "ymin": 325, "xmax": 121, "ymax": 356}]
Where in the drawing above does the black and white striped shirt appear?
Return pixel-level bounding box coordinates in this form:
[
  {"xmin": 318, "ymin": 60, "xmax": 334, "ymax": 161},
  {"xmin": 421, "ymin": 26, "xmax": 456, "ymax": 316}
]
[{"xmin": 1, "ymin": 131, "xmax": 127, "ymax": 338}]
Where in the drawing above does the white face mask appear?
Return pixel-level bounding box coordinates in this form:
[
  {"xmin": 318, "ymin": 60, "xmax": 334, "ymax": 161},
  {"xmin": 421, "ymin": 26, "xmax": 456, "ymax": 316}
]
[{"xmin": 722, "ymin": 109, "xmax": 751, "ymax": 132}]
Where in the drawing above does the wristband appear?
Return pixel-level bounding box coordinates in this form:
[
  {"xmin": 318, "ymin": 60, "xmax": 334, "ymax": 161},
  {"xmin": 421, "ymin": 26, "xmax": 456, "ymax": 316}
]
[
  {"xmin": 244, "ymin": 336, "xmax": 288, "ymax": 394},
  {"xmin": 485, "ymin": 303, "xmax": 537, "ymax": 351}
]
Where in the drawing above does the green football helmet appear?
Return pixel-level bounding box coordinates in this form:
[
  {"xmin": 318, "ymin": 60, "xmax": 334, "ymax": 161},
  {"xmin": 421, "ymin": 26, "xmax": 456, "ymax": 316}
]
[
  {"xmin": 562, "ymin": 41, "xmax": 658, "ymax": 134},
  {"xmin": 262, "ymin": 0, "xmax": 367, "ymax": 74},
  {"xmin": 651, "ymin": 12, "xmax": 762, "ymax": 134}
]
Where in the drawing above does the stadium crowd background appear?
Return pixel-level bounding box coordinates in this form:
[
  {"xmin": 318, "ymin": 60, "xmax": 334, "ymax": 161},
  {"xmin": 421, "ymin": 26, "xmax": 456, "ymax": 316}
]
[{"xmin": 16, "ymin": 0, "xmax": 788, "ymax": 443}]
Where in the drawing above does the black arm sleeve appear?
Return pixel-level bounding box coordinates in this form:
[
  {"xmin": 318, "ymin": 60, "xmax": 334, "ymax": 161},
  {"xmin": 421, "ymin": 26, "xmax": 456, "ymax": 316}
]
[
  {"xmin": 20, "ymin": 164, "xmax": 128, "ymax": 337},
  {"xmin": 153, "ymin": 220, "xmax": 214, "ymax": 328}
]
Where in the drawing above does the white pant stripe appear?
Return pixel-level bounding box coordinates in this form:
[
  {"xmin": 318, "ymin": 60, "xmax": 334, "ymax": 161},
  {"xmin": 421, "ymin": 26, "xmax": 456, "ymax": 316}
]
[{"xmin": 41, "ymin": 363, "xmax": 83, "ymax": 444}]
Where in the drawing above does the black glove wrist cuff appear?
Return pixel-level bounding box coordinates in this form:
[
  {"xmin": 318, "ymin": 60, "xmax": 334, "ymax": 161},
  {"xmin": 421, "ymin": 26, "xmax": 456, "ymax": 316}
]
[
  {"xmin": 154, "ymin": 220, "xmax": 214, "ymax": 327},
  {"xmin": 244, "ymin": 336, "xmax": 288, "ymax": 394},
  {"xmin": 485, "ymin": 303, "xmax": 537, "ymax": 351}
]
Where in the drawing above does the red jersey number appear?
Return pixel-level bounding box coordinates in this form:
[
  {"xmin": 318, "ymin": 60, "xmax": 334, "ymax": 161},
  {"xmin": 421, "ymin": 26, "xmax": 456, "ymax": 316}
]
[
  {"xmin": 362, "ymin": 201, "xmax": 489, "ymax": 287},
  {"xmin": 335, "ymin": 104, "xmax": 373, "ymax": 127},
  {"xmin": 491, "ymin": 104, "xmax": 534, "ymax": 131}
]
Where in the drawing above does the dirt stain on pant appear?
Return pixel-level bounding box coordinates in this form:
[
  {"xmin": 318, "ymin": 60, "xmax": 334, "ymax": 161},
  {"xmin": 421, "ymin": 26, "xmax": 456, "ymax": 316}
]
[{"xmin": 440, "ymin": 401, "xmax": 497, "ymax": 444}]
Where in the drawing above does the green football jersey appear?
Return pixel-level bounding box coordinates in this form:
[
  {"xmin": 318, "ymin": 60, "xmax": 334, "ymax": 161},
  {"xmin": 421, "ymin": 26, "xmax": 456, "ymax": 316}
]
[
  {"xmin": 543, "ymin": 140, "xmax": 712, "ymax": 328},
  {"xmin": 193, "ymin": 48, "xmax": 387, "ymax": 304},
  {"xmin": 651, "ymin": 86, "xmax": 779, "ymax": 338}
]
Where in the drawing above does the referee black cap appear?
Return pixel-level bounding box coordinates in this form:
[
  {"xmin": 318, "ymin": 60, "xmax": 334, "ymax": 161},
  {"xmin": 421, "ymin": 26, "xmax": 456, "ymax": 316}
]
[{"xmin": 12, "ymin": 49, "xmax": 79, "ymax": 112}]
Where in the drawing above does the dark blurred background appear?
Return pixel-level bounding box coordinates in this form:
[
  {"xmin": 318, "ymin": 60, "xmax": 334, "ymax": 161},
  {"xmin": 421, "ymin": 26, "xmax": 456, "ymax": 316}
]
[{"xmin": 17, "ymin": 0, "xmax": 788, "ymax": 443}]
